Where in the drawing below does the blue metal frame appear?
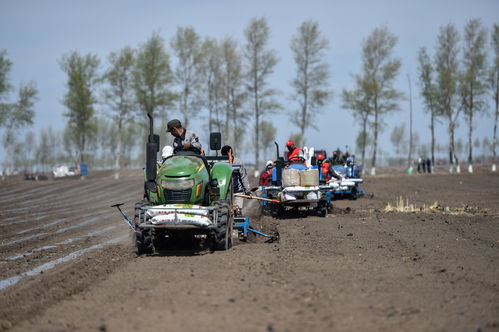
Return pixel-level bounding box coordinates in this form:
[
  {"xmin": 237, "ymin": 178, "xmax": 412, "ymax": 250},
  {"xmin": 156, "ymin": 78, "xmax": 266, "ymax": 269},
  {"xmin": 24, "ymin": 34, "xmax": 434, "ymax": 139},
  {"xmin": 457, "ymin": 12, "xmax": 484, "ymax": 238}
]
[{"xmin": 234, "ymin": 216, "xmax": 272, "ymax": 239}]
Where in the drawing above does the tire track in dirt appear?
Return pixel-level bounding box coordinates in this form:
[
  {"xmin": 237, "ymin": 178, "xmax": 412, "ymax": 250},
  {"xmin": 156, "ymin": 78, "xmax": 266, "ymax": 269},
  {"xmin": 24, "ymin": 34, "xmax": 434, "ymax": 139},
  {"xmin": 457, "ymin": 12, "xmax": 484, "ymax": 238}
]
[
  {"xmin": 0, "ymin": 180, "xmax": 123, "ymax": 215},
  {"xmin": 0, "ymin": 234, "xmax": 128, "ymax": 291},
  {"xmin": 0, "ymin": 171, "xmax": 498, "ymax": 332}
]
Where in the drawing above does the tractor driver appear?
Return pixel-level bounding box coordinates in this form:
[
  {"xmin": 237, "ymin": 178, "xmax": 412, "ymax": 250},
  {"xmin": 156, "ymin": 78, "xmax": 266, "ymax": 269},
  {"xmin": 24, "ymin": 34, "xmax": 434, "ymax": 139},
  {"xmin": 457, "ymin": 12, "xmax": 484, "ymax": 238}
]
[
  {"xmin": 285, "ymin": 140, "xmax": 302, "ymax": 164},
  {"xmin": 167, "ymin": 119, "xmax": 202, "ymax": 154}
]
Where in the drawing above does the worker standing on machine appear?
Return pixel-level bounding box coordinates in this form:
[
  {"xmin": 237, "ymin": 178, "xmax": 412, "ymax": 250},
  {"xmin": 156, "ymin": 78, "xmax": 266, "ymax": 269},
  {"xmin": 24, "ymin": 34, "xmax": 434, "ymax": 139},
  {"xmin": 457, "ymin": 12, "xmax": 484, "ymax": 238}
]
[
  {"xmin": 221, "ymin": 145, "xmax": 251, "ymax": 215},
  {"xmin": 259, "ymin": 160, "xmax": 274, "ymax": 186}
]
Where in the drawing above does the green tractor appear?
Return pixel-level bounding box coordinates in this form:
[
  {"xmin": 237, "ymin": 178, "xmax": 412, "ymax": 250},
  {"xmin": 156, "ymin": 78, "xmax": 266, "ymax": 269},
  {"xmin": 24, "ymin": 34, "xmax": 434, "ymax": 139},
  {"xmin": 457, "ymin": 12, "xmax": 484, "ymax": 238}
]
[{"xmin": 133, "ymin": 113, "xmax": 234, "ymax": 254}]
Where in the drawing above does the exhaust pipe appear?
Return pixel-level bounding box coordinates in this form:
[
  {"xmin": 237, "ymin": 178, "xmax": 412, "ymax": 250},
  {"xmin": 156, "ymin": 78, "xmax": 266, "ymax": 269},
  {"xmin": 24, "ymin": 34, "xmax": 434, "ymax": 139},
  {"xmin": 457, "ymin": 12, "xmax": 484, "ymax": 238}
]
[{"xmin": 145, "ymin": 113, "xmax": 160, "ymax": 192}]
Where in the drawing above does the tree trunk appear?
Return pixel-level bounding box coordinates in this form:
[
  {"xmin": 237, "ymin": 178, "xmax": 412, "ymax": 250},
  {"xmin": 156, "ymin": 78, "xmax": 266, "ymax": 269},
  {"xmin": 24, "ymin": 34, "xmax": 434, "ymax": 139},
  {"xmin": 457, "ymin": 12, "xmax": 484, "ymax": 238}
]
[
  {"xmin": 407, "ymin": 74, "xmax": 413, "ymax": 168},
  {"xmin": 254, "ymin": 79, "xmax": 260, "ymax": 169},
  {"xmin": 2, "ymin": 132, "xmax": 13, "ymax": 175},
  {"xmin": 80, "ymin": 134, "xmax": 86, "ymax": 165},
  {"xmin": 431, "ymin": 113, "xmax": 435, "ymax": 165},
  {"xmin": 493, "ymin": 94, "xmax": 498, "ymax": 164},
  {"xmin": 448, "ymin": 115, "xmax": 454, "ymax": 166},
  {"xmin": 372, "ymin": 102, "xmax": 379, "ymax": 168},
  {"xmin": 300, "ymin": 104, "xmax": 306, "ymax": 147},
  {"xmin": 114, "ymin": 118, "xmax": 123, "ymax": 179},
  {"xmin": 468, "ymin": 110, "xmax": 473, "ymax": 164},
  {"xmin": 361, "ymin": 117, "xmax": 367, "ymax": 165},
  {"xmin": 449, "ymin": 119, "xmax": 459, "ymax": 166},
  {"xmin": 467, "ymin": 86, "xmax": 474, "ymax": 164},
  {"xmin": 208, "ymin": 104, "xmax": 212, "ymax": 134}
]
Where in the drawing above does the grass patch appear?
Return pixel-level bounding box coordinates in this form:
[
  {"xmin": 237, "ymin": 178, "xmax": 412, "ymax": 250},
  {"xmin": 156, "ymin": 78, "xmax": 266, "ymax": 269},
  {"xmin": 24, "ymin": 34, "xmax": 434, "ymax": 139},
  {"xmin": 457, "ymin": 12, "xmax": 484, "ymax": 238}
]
[{"xmin": 383, "ymin": 197, "xmax": 489, "ymax": 215}]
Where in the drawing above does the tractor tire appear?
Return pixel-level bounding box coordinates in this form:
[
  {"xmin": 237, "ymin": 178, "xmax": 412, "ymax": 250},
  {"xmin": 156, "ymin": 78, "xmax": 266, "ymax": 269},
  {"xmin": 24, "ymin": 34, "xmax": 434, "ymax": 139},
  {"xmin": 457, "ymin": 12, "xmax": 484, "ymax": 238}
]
[
  {"xmin": 317, "ymin": 202, "xmax": 328, "ymax": 217},
  {"xmin": 134, "ymin": 200, "xmax": 153, "ymax": 255},
  {"xmin": 213, "ymin": 200, "xmax": 233, "ymax": 250},
  {"xmin": 135, "ymin": 229, "xmax": 153, "ymax": 255},
  {"xmin": 349, "ymin": 187, "xmax": 358, "ymax": 200}
]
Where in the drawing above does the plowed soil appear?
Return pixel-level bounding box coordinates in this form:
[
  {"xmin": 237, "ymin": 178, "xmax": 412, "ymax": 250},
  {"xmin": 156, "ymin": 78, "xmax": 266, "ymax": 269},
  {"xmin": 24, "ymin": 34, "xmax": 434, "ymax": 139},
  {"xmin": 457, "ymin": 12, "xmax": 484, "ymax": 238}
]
[{"xmin": 1, "ymin": 170, "xmax": 498, "ymax": 331}]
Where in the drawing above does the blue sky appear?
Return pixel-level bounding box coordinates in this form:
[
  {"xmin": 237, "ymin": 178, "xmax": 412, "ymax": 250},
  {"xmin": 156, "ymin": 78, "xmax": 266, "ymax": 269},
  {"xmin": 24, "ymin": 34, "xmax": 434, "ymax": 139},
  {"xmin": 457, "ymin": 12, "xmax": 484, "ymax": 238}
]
[{"xmin": 1, "ymin": 0, "xmax": 498, "ymax": 165}]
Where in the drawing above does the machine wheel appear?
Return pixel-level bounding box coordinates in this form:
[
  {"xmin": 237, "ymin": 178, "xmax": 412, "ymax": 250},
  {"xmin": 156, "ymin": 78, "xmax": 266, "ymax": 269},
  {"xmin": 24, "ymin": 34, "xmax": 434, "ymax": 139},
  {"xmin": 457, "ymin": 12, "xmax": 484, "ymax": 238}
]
[
  {"xmin": 135, "ymin": 229, "xmax": 153, "ymax": 255},
  {"xmin": 270, "ymin": 203, "xmax": 282, "ymax": 218},
  {"xmin": 213, "ymin": 200, "xmax": 233, "ymax": 250},
  {"xmin": 349, "ymin": 186, "xmax": 358, "ymax": 200},
  {"xmin": 134, "ymin": 200, "xmax": 153, "ymax": 254},
  {"xmin": 317, "ymin": 204, "xmax": 328, "ymax": 217}
]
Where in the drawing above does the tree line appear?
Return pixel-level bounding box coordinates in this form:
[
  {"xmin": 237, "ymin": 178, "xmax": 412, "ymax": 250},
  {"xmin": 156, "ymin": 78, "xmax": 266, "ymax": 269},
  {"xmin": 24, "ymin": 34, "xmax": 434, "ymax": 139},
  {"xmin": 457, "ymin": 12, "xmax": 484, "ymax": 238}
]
[
  {"xmin": 0, "ymin": 18, "xmax": 498, "ymax": 174},
  {"xmin": 343, "ymin": 20, "xmax": 499, "ymax": 173}
]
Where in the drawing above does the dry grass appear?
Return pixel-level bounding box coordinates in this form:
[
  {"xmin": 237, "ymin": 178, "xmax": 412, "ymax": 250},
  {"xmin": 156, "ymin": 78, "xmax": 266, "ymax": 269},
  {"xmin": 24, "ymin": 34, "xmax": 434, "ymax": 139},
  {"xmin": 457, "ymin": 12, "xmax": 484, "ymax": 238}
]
[{"xmin": 383, "ymin": 197, "xmax": 489, "ymax": 215}]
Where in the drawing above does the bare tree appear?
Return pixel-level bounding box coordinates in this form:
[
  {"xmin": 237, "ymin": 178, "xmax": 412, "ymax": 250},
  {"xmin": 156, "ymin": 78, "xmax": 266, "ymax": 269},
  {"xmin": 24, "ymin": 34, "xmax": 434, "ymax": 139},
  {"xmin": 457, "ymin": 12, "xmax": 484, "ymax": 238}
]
[
  {"xmin": 102, "ymin": 46, "xmax": 136, "ymax": 175},
  {"xmin": 0, "ymin": 50, "xmax": 38, "ymax": 174},
  {"xmin": 290, "ymin": 20, "xmax": 331, "ymax": 148},
  {"xmin": 417, "ymin": 47, "xmax": 441, "ymax": 165},
  {"xmin": 488, "ymin": 24, "xmax": 499, "ymax": 170},
  {"xmin": 220, "ymin": 37, "xmax": 246, "ymax": 150},
  {"xmin": 171, "ymin": 26, "xmax": 204, "ymax": 128},
  {"xmin": 134, "ymin": 32, "xmax": 175, "ymax": 124},
  {"xmin": 342, "ymin": 82, "xmax": 372, "ymax": 165},
  {"xmin": 244, "ymin": 17, "xmax": 280, "ymax": 169},
  {"xmin": 59, "ymin": 51, "xmax": 100, "ymax": 164},
  {"xmin": 355, "ymin": 130, "xmax": 370, "ymax": 162},
  {"xmin": 390, "ymin": 123, "xmax": 406, "ymax": 162},
  {"xmin": 200, "ymin": 38, "xmax": 223, "ymax": 133},
  {"xmin": 459, "ymin": 19, "xmax": 488, "ymax": 168},
  {"xmin": 343, "ymin": 26, "xmax": 403, "ymax": 172},
  {"xmin": 36, "ymin": 126, "xmax": 59, "ymax": 172},
  {"xmin": 435, "ymin": 24, "xmax": 461, "ymax": 168},
  {"xmin": 260, "ymin": 120, "xmax": 276, "ymax": 162},
  {"xmin": 407, "ymin": 74, "xmax": 413, "ymax": 168}
]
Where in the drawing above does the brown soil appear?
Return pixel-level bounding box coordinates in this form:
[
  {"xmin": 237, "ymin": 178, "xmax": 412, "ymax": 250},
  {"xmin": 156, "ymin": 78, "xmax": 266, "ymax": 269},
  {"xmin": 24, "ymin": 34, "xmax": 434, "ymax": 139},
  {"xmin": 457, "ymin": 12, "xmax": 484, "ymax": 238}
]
[{"xmin": 0, "ymin": 170, "xmax": 498, "ymax": 331}]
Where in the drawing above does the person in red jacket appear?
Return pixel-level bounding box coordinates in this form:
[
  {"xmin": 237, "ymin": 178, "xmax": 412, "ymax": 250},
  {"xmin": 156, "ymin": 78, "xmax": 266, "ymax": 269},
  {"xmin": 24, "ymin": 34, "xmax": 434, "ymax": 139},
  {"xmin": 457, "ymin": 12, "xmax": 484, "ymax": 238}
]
[
  {"xmin": 286, "ymin": 140, "xmax": 302, "ymax": 164},
  {"xmin": 259, "ymin": 160, "xmax": 274, "ymax": 186},
  {"xmin": 317, "ymin": 153, "xmax": 330, "ymax": 182}
]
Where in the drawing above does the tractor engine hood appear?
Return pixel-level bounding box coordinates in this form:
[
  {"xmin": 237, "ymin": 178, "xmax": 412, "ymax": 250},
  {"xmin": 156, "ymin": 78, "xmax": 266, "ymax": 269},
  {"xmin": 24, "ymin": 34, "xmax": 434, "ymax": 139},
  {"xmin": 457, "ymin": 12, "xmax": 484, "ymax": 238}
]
[{"xmin": 159, "ymin": 155, "xmax": 206, "ymax": 178}]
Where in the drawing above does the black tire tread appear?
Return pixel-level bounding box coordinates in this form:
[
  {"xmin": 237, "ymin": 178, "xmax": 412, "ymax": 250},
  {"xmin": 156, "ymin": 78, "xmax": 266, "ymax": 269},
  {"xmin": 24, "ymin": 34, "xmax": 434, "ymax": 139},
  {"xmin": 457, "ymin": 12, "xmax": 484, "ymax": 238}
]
[{"xmin": 213, "ymin": 200, "xmax": 232, "ymax": 250}]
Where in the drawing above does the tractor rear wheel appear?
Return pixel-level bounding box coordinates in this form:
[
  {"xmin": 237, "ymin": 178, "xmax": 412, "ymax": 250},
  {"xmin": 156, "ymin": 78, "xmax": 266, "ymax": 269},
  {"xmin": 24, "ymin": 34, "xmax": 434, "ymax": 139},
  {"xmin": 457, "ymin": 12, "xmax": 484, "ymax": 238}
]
[{"xmin": 213, "ymin": 200, "xmax": 233, "ymax": 250}]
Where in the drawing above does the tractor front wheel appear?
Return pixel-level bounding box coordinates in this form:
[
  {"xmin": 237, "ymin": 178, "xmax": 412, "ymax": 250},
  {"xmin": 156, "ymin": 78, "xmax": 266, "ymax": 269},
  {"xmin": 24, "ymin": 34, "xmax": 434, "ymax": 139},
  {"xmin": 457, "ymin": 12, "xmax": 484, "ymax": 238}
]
[
  {"xmin": 135, "ymin": 229, "xmax": 153, "ymax": 255},
  {"xmin": 212, "ymin": 200, "xmax": 233, "ymax": 250}
]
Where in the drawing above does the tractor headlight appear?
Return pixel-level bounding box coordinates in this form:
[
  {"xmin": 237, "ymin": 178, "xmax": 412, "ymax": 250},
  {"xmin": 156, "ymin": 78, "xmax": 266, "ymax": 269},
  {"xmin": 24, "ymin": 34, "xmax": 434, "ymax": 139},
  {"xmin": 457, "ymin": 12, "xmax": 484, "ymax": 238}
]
[{"xmin": 161, "ymin": 179, "xmax": 194, "ymax": 190}]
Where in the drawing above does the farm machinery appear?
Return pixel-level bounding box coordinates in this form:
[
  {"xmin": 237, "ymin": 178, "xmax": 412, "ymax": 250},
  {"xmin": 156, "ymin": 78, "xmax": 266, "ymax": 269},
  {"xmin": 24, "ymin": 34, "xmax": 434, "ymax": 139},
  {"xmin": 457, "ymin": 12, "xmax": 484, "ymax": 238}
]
[
  {"xmin": 261, "ymin": 143, "xmax": 330, "ymax": 218},
  {"xmin": 260, "ymin": 145, "xmax": 367, "ymax": 217},
  {"xmin": 325, "ymin": 158, "xmax": 365, "ymax": 200},
  {"xmin": 115, "ymin": 113, "xmax": 234, "ymax": 254},
  {"xmin": 112, "ymin": 113, "xmax": 275, "ymax": 254}
]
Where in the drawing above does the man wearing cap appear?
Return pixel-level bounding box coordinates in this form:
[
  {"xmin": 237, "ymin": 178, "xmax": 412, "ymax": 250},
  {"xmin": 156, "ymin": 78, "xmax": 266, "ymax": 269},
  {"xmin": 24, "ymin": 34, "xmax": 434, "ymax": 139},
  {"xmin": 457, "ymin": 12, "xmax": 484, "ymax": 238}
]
[
  {"xmin": 285, "ymin": 140, "xmax": 302, "ymax": 164},
  {"xmin": 167, "ymin": 119, "xmax": 202, "ymax": 154}
]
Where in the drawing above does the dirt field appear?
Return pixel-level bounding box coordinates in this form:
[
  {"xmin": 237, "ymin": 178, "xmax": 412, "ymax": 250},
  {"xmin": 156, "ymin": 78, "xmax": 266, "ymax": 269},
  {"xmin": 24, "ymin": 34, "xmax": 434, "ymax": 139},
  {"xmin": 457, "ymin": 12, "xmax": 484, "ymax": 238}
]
[{"xmin": 0, "ymin": 170, "xmax": 498, "ymax": 331}]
